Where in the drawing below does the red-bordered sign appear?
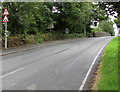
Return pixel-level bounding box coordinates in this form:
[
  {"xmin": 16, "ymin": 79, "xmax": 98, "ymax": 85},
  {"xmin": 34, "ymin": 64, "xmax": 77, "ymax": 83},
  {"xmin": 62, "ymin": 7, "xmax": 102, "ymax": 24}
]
[
  {"xmin": 2, "ymin": 16, "xmax": 9, "ymax": 22},
  {"xmin": 2, "ymin": 8, "xmax": 10, "ymax": 15}
]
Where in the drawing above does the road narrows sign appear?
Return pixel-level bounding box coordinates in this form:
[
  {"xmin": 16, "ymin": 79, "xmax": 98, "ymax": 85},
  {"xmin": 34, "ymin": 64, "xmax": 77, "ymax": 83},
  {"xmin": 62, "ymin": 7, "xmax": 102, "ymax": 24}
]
[
  {"xmin": 2, "ymin": 8, "xmax": 10, "ymax": 15},
  {"xmin": 2, "ymin": 16, "xmax": 9, "ymax": 22}
]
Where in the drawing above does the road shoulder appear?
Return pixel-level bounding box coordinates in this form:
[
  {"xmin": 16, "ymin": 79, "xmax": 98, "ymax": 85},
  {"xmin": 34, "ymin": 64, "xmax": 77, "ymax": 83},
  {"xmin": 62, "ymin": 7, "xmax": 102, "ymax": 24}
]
[{"xmin": 0, "ymin": 38, "xmax": 82, "ymax": 56}]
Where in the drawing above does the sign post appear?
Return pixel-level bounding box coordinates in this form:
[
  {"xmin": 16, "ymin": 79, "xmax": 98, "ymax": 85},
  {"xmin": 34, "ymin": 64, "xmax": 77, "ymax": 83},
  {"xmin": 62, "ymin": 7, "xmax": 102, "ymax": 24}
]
[
  {"xmin": 2, "ymin": 8, "xmax": 10, "ymax": 49},
  {"xmin": 5, "ymin": 22, "xmax": 8, "ymax": 49}
]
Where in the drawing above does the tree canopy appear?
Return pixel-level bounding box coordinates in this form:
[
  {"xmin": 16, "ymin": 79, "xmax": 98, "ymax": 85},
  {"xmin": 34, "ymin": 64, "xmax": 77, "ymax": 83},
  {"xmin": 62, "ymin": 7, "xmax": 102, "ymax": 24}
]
[{"xmin": 1, "ymin": 2, "xmax": 115, "ymax": 36}]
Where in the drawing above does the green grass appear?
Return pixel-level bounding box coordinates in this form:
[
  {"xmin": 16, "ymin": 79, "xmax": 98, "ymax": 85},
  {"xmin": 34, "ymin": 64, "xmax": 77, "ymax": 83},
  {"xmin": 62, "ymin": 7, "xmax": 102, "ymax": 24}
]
[{"xmin": 97, "ymin": 37, "xmax": 119, "ymax": 90}]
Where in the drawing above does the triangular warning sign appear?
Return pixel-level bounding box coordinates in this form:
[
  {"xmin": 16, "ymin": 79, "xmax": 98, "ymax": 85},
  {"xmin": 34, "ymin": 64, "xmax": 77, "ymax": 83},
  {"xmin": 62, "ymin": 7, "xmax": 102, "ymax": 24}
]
[
  {"xmin": 2, "ymin": 8, "xmax": 10, "ymax": 15},
  {"xmin": 2, "ymin": 16, "xmax": 9, "ymax": 22}
]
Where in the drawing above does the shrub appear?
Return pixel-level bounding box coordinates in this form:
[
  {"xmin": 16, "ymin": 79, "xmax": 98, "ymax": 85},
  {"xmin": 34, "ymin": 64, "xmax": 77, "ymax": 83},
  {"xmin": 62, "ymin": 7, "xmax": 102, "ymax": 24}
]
[
  {"xmin": 92, "ymin": 20, "xmax": 114, "ymax": 36},
  {"xmin": 25, "ymin": 35, "xmax": 36, "ymax": 44},
  {"xmin": 68, "ymin": 33, "xmax": 83, "ymax": 38},
  {"xmin": 2, "ymin": 33, "xmax": 84, "ymax": 48},
  {"xmin": 35, "ymin": 36, "xmax": 45, "ymax": 43},
  {"xmin": 92, "ymin": 27, "xmax": 103, "ymax": 33},
  {"xmin": 2, "ymin": 36, "xmax": 23, "ymax": 47}
]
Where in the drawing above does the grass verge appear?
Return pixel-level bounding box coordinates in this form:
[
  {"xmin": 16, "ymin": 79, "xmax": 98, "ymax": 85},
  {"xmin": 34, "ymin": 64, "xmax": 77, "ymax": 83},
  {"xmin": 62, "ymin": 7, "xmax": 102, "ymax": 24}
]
[{"xmin": 97, "ymin": 37, "xmax": 119, "ymax": 90}]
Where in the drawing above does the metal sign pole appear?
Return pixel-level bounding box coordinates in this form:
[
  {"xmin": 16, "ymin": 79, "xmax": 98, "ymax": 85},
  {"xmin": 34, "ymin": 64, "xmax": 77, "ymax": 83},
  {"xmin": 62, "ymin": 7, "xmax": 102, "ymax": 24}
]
[
  {"xmin": 5, "ymin": 22, "xmax": 7, "ymax": 49},
  {"xmin": 2, "ymin": 8, "xmax": 9, "ymax": 50}
]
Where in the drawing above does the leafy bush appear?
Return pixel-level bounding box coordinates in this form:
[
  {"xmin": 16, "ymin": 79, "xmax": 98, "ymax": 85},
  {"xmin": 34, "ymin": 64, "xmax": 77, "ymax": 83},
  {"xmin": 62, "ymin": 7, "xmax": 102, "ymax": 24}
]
[
  {"xmin": 99, "ymin": 21, "xmax": 114, "ymax": 36},
  {"xmin": 2, "ymin": 33, "xmax": 84, "ymax": 48},
  {"xmin": 92, "ymin": 27, "xmax": 103, "ymax": 33},
  {"xmin": 2, "ymin": 36, "xmax": 23, "ymax": 47},
  {"xmin": 114, "ymin": 16, "xmax": 120, "ymax": 28},
  {"xmin": 92, "ymin": 20, "xmax": 114, "ymax": 36},
  {"xmin": 25, "ymin": 35, "xmax": 36, "ymax": 44},
  {"xmin": 68, "ymin": 33, "xmax": 83, "ymax": 38},
  {"xmin": 35, "ymin": 34, "xmax": 45, "ymax": 43}
]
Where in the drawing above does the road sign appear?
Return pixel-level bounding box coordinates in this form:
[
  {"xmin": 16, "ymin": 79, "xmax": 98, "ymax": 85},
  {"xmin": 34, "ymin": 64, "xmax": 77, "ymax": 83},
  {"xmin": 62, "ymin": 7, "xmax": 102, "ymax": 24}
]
[
  {"xmin": 2, "ymin": 8, "xmax": 10, "ymax": 49},
  {"xmin": 2, "ymin": 8, "xmax": 10, "ymax": 15},
  {"xmin": 2, "ymin": 16, "xmax": 9, "ymax": 22}
]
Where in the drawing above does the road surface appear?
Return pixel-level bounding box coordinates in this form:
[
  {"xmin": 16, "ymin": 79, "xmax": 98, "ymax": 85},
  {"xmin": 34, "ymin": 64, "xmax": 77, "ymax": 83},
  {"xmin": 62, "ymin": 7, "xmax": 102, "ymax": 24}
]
[{"xmin": 1, "ymin": 37, "xmax": 113, "ymax": 90}]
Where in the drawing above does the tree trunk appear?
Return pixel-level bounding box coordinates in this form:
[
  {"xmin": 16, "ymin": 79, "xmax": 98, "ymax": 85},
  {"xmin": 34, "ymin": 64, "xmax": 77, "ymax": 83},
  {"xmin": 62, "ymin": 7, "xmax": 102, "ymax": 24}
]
[{"xmin": 84, "ymin": 27, "xmax": 86, "ymax": 37}]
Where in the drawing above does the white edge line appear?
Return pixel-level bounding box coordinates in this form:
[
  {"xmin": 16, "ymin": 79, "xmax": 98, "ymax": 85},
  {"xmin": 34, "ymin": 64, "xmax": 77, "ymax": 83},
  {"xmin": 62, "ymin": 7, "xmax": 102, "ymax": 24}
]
[
  {"xmin": 79, "ymin": 39, "xmax": 112, "ymax": 90},
  {"xmin": 0, "ymin": 67, "xmax": 25, "ymax": 78}
]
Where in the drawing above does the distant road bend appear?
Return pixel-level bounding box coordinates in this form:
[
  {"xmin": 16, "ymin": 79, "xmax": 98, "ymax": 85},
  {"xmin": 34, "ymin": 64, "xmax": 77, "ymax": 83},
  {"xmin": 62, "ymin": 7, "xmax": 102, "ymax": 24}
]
[{"xmin": 2, "ymin": 37, "xmax": 114, "ymax": 90}]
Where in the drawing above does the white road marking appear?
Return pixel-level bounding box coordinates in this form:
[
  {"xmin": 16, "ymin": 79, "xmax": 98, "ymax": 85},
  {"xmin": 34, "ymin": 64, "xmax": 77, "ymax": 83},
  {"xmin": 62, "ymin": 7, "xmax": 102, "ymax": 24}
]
[
  {"xmin": 0, "ymin": 67, "xmax": 25, "ymax": 78},
  {"xmin": 79, "ymin": 38, "xmax": 112, "ymax": 90}
]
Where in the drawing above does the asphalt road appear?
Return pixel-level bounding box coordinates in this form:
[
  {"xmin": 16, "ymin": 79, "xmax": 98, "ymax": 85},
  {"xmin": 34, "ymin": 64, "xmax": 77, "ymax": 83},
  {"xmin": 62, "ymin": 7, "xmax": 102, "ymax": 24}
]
[{"xmin": 1, "ymin": 37, "xmax": 114, "ymax": 90}]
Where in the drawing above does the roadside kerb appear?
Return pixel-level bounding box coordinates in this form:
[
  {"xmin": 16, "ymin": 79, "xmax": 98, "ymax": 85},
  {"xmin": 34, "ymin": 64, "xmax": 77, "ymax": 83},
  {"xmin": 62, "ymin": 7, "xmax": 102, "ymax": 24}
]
[{"xmin": 0, "ymin": 38, "xmax": 82, "ymax": 56}]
